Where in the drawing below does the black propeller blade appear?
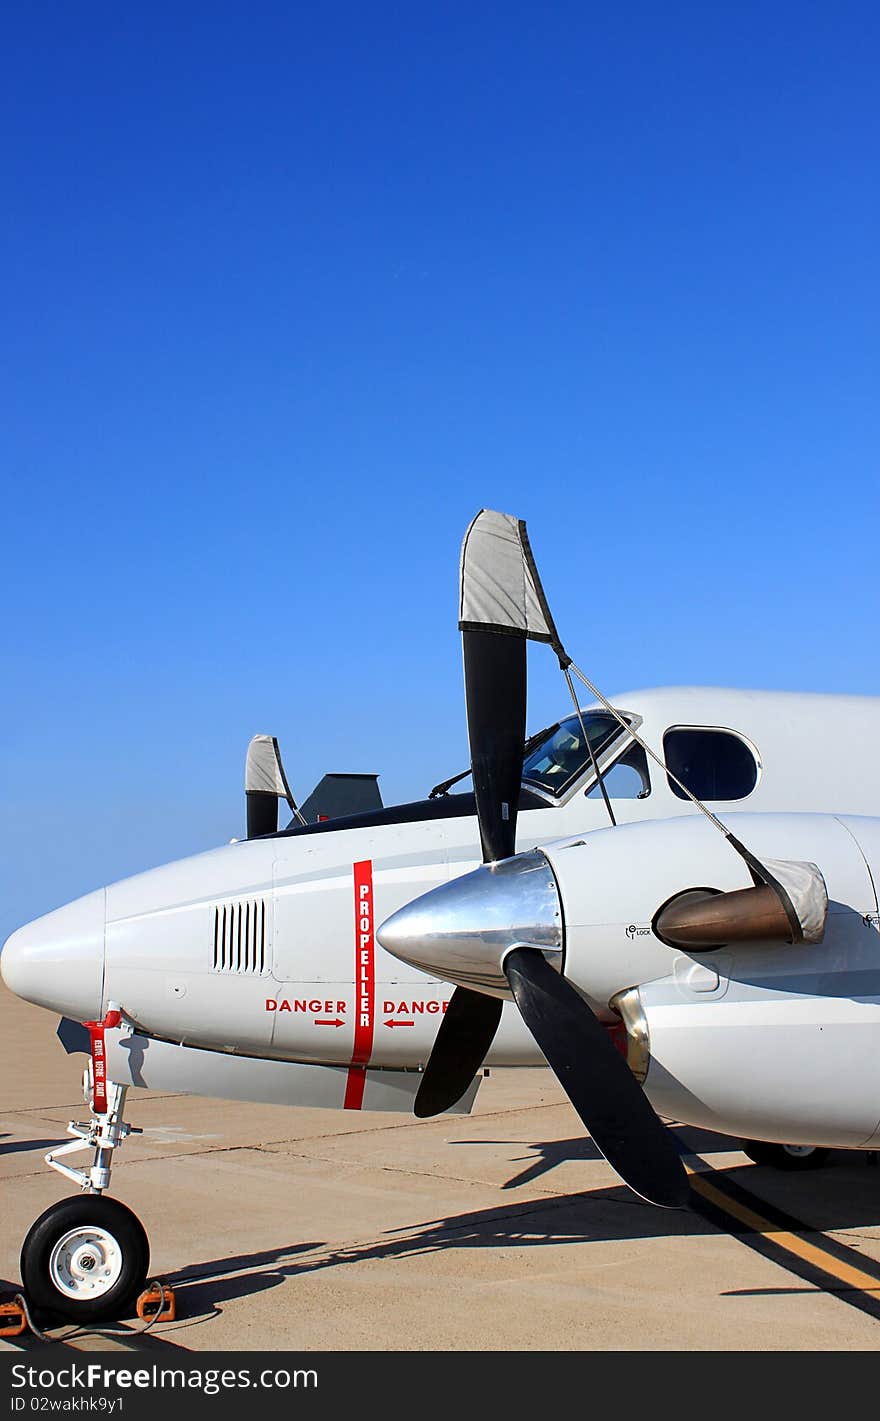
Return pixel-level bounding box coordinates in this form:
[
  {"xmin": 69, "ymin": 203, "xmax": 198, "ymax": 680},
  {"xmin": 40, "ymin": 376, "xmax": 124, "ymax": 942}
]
[
  {"xmin": 412, "ymin": 629, "xmax": 526, "ymax": 1116},
  {"xmin": 413, "ymin": 988, "xmax": 503, "ymax": 1119},
  {"xmin": 503, "ymin": 948, "xmax": 688, "ymax": 1208},
  {"xmin": 463, "ymin": 628, "xmax": 526, "ymax": 864}
]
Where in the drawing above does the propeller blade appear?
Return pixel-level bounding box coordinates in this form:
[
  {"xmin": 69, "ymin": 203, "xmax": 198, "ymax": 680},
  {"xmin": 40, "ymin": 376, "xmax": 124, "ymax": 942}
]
[
  {"xmin": 503, "ymin": 947, "xmax": 690, "ymax": 1208},
  {"xmin": 413, "ymin": 987, "xmax": 503, "ymax": 1118},
  {"xmin": 412, "ymin": 630, "xmax": 526, "ymax": 1110},
  {"xmin": 463, "ymin": 627, "xmax": 526, "ymax": 864}
]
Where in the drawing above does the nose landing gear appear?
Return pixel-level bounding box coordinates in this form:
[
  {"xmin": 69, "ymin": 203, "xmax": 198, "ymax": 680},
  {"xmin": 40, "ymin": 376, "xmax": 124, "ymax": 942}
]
[{"xmin": 19, "ymin": 1039, "xmax": 150, "ymax": 1325}]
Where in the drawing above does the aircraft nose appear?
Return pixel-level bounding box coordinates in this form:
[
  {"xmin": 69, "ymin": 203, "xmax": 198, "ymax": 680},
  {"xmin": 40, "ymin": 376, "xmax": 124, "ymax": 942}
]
[
  {"xmin": 376, "ymin": 849, "xmax": 562, "ymax": 995},
  {"xmin": 1, "ymin": 888, "xmax": 106, "ymax": 1021}
]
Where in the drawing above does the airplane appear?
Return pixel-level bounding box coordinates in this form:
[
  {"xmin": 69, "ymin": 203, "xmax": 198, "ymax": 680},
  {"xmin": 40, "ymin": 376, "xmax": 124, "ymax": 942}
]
[{"xmin": 3, "ymin": 508, "xmax": 880, "ymax": 1325}]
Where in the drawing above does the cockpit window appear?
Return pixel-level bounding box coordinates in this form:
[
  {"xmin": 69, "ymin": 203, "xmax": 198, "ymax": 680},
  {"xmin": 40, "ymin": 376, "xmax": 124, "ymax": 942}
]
[{"xmin": 521, "ymin": 711, "xmax": 624, "ymax": 797}]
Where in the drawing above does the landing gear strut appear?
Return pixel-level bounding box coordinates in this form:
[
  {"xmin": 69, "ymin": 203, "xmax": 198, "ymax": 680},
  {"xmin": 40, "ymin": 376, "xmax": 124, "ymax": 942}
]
[{"xmin": 20, "ymin": 1026, "xmax": 150, "ymax": 1324}]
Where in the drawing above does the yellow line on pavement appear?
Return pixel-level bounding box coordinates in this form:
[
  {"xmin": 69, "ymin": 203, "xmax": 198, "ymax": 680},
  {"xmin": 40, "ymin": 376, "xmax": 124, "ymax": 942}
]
[{"xmin": 687, "ymin": 1167, "xmax": 880, "ymax": 1294}]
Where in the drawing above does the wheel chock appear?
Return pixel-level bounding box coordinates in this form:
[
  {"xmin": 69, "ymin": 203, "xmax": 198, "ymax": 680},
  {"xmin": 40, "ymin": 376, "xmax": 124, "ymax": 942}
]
[
  {"xmin": 136, "ymin": 1284, "xmax": 176, "ymax": 1323},
  {"xmin": 0, "ymin": 1297, "xmax": 27, "ymax": 1338}
]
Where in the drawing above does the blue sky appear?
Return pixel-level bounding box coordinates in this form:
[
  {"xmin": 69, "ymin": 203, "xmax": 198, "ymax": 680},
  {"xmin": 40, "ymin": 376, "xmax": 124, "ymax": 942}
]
[{"xmin": 2, "ymin": 2, "xmax": 879, "ymax": 935}]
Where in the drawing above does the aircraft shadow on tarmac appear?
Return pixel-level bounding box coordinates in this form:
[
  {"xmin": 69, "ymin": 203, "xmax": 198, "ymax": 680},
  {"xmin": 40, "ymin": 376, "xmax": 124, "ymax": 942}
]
[
  {"xmin": 165, "ymin": 1176, "xmax": 734, "ymax": 1317},
  {"xmin": 166, "ymin": 1125, "xmax": 880, "ymax": 1321},
  {"xmin": 0, "ymin": 1134, "xmax": 69, "ymax": 1156},
  {"xmin": 444, "ymin": 1122, "xmax": 748, "ymax": 1187},
  {"xmin": 445, "ymin": 1125, "xmax": 880, "ymax": 1215}
]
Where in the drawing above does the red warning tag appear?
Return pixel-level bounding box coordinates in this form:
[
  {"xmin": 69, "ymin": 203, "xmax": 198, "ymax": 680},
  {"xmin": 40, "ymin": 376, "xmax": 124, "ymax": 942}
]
[
  {"xmin": 89, "ymin": 1023, "xmax": 107, "ymax": 1114},
  {"xmin": 83, "ymin": 1010, "xmax": 121, "ymax": 1115}
]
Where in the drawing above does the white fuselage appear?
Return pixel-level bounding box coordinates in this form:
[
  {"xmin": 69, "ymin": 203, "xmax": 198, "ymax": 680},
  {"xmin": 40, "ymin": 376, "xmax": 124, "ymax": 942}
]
[{"xmin": 3, "ymin": 686, "xmax": 880, "ymax": 1143}]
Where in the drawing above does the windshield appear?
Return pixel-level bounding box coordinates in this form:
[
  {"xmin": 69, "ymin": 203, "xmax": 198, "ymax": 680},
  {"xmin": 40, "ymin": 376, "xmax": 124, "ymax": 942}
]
[{"xmin": 521, "ymin": 711, "xmax": 625, "ymax": 796}]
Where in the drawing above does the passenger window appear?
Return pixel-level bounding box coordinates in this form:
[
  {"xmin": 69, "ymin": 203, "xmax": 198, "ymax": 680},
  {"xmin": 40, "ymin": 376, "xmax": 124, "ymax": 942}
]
[
  {"xmin": 663, "ymin": 727, "xmax": 758, "ymax": 801},
  {"xmin": 587, "ymin": 744, "xmax": 650, "ymax": 800}
]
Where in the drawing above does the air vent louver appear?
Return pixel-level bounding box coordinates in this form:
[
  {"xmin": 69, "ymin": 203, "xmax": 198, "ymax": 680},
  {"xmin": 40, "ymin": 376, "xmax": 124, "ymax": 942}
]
[{"xmin": 212, "ymin": 899, "xmax": 268, "ymax": 974}]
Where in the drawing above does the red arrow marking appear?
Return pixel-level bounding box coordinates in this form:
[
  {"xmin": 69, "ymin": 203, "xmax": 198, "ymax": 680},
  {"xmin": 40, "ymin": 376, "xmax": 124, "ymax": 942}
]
[
  {"xmin": 315, "ymin": 1018, "xmax": 345, "ymax": 1028},
  {"xmin": 384, "ymin": 1018, "xmax": 415, "ymax": 1029}
]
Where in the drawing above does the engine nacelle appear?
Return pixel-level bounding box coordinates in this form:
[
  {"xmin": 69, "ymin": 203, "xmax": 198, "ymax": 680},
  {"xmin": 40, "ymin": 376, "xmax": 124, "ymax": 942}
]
[{"xmin": 631, "ymin": 968, "xmax": 880, "ymax": 1149}]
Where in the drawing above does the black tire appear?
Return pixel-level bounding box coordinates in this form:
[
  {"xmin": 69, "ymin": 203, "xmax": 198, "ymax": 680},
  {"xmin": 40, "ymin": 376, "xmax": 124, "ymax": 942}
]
[
  {"xmin": 20, "ymin": 1196, "xmax": 149, "ymax": 1324},
  {"xmin": 742, "ymin": 1140, "xmax": 832, "ymax": 1171}
]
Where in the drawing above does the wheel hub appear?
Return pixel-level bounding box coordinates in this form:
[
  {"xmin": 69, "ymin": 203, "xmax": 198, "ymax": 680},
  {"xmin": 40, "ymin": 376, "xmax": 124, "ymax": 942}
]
[{"xmin": 49, "ymin": 1226, "xmax": 123, "ymax": 1300}]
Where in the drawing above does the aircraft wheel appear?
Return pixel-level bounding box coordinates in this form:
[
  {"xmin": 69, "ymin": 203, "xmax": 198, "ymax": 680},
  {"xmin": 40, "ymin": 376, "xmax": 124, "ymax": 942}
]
[
  {"xmin": 742, "ymin": 1140, "xmax": 831, "ymax": 1171},
  {"xmin": 20, "ymin": 1196, "xmax": 149, "ymax": 1324}
]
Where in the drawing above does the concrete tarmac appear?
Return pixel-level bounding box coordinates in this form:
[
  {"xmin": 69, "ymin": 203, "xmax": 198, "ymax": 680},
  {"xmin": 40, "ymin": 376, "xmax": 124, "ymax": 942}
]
[{"xmin": 3, "ymin": 982, "xmax": 880, "ymax": 1352}]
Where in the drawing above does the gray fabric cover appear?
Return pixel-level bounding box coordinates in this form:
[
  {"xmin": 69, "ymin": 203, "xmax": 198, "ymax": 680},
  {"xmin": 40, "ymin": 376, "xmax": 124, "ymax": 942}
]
[
  {"xmin": 459, "ymin": 509, "xmax": 555, "ymax": 641},
  {"xmin": 763, "ymin": 857, "xmax": 829, "ymax": 944},
  {"xmin": 245, "ymin": 735, "xmax": 288, "ymax": 796}
]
